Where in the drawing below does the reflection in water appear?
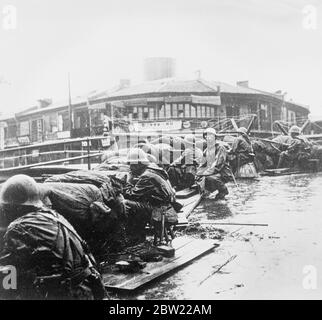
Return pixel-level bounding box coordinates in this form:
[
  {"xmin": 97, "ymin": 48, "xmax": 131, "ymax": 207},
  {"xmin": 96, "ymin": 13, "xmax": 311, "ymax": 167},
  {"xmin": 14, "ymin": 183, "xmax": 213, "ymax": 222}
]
[
  {"xmin": 133, "ymin": 173, "xmax": 322, "ymax": 299},
  {"xmin": 197, "ymin": 173, "xmax": 320, "ymax": 220},
  {"xmin": 201, "ymin": 199, "xmax": 234, "ymax": 220}
]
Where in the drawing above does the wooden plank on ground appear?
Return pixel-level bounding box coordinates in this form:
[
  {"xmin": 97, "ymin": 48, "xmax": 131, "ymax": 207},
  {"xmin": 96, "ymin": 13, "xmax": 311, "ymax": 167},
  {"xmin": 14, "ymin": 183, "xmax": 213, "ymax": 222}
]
[
  {"xmin": 264, "ymin": 168, "xmax": 302, "ymax": 176},
  {"xmin": 103, "ymin": 237, "xmax": 218, "ymax": 291}
]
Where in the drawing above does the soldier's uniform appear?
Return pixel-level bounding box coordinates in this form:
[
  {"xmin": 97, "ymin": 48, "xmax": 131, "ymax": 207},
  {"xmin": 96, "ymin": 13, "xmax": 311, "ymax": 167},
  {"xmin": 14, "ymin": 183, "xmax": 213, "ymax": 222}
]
[
  {"xmin": 277, "ymin": 126, "xmax": 312, "ymax": 169},
  {"xmin": 167, "ymin": 134, "xmax": 203, "ymax": 190},
  {"xmin": 0, "ymin": 174, "xmax": 106, "ymax": 300},
  {"xmin": 123, "ymin": 149, "xmax": 181, "ymax": 244},
  {"xmin": 231, "ymin": 128, "xmax": 255, "ymax": 168},
  {"xmin": 1, "ymin": 208, "xmax": 106, "ymax": 300},
  {"xmin": 197, "ymin": 128, "xmax": 232, "ymax": 200}
]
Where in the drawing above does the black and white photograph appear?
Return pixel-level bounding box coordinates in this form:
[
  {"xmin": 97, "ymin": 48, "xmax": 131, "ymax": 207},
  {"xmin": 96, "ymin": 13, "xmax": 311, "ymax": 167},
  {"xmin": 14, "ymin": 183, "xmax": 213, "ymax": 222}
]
[{"xmin": 0, "ymin": 0, "xmax": 322, "ymax": 306}]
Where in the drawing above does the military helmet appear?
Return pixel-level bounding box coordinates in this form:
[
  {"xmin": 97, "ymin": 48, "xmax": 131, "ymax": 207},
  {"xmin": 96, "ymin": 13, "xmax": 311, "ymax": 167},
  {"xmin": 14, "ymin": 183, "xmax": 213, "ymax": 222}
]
[
  {"xmin": 289, "ymin": 125, "xmax": 301, "ymax": 135},
  {"xmin": 204, "ymin": 128, "xmax": 217, "ymax": 136},
  {"xmin": 126, "ymin": 148, "xmax": 150, "ymax": 165},
  {"xmin": 237, "ymin": 127, "xmax": 248, "ymax": 135},
  {"xmin": 0, "ymin": 174, "xmax": 43, "ymax": 207}
]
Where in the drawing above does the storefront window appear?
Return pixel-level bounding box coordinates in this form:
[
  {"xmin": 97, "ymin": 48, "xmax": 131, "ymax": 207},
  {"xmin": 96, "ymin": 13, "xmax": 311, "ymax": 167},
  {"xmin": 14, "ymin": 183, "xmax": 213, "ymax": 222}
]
[
  {"xmin": 19, "ymin": 121, "xmax": 30, "ymax": 136},
  {"xmin": 6, "ymin": 124, "xmax": 17, "ymax": 138},
  {"xmin": 196, "ymin": 106, "xmax": 201, "ymax": 118},
  {"xmin": 90, "ymin": 110, "xmax": 105, "ymax": 127},
  {"xmin": 159, "ymin": 104, "xmax": 165, "ymax": 119},
  {"xmin": 165, "ymin": 103, "xmax": 171, "ymax": 118},
  {"xmin": 143, "ymin": 107, "xmax": 149, "ymax": 120},
  {"xmin": 74, "ymin": 109, "xmax": 89, "ymax": 129},
  {"xmin": 138, "ymin": 107, "xmax": 143, "ymax": 120},
  {"xmin": 149, "ymin": 107, "xmax": 155, "ymax": 120},
  {"xmin": 260, "ymin": 104, "xmax": 268, "ymax": 119},
  {"xmin": 288, "ymin": 110, "xmax": 296, "ymax": 124},
  {"xmin": 184, "ymin": 104, "xmax": 190, "ymax": 118},
  {"xmin": 178, "ymin": 104, "xmax": 184, "ymax": 118},
  {"xmin": 132, "ymin": 107, "xmax": 138, "ymax": 119},
  {"xmin": 201, "ymin": 106, "xmax": 206, "ymax": 118},
  {"xmin": 191, "ymin": 105, "xmax": 196, "ymax": 118},
  {"xmin": 172, "ymin": 104, "xmax": 178, "ymax": 117}
]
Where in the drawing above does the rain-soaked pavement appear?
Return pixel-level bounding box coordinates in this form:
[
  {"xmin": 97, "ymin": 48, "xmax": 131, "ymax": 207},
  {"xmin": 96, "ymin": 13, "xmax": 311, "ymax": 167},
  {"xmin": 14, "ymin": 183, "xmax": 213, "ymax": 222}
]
[{"xmin": 110, "ymin": 172, "xmax": 322, "ymax": 300}]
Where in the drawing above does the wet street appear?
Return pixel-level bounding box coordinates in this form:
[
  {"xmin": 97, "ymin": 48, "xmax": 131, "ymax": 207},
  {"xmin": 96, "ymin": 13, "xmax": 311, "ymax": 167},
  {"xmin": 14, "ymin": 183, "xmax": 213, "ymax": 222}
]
[{"xmin": 111, "ymin": 172, "xmax": 322, "ymax": 300}]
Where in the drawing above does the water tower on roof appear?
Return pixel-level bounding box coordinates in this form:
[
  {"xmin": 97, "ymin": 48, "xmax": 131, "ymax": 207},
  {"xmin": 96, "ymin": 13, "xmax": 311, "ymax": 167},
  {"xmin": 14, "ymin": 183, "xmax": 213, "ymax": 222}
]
[{"xmin": 144, "ymin": 57, "xmax": 176, "ymax": 81}]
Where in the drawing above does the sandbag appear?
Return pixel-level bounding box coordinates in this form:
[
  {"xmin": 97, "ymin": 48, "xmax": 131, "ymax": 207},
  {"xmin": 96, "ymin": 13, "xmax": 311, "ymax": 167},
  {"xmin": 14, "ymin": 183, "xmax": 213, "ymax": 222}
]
[
  {"xmin": 43, "ymin": 182, "xmax": 126, "ymax": 256},
  {"xmin": 45, "ymin": 170, "xmax": 113, "ymax": 187},
  {"xmin": 44, "ymin": 170, "xmax": 121, "ymax": 203},
  {"xmin": 44, "ymin": 183, "xmax": 111, "ymax": 235}
]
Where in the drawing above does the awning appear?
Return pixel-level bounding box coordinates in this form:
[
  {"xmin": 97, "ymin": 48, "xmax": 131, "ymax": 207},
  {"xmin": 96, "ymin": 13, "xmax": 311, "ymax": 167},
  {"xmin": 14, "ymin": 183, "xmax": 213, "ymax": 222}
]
[
  {"xmin": 147, "ymin": 97, "xmax": 164, "ymax": 103},
  {"xmin": 109, "ymin": 94, "xmax": 221, "ymax": 107},
  {"xmin": 123, "ymin": 98, "xmax": 148, "ymax": 107},
  {"xmin": 191, "ymin": 95, "xmax": 221, "ymax": 105},
  {"xmin": 164, "ymin": 96, "xmax": 192, "ymax": 103}
]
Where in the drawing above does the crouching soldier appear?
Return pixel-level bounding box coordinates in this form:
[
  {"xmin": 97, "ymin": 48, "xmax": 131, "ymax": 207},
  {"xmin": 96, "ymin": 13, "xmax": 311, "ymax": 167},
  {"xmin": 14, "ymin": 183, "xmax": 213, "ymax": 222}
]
[
  {"xmin": 0, "ymin": 175, "xmax": 106, "ymax": 300},
  {"xmin": 277, "ymin": 125, "xmax": 312, "ymax": 170},
  {"xmin": 123, "ymin": 149, "xmax": 182, "ymax": 245},
  {"xmin": 167, "ymin": 134, "xmax": 203, "ymax": 190},
  {"xmin": 197, "ymin": 128, "xmax": 232, "ymax": 200},
  {"xmin": 231, "ymin": 127, "xmax": 258, "ymax": 178}
]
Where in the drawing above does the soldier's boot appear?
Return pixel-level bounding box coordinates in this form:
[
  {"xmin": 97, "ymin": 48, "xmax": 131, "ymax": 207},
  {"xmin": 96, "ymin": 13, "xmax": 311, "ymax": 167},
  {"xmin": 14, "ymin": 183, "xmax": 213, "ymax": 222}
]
[{"xmin": 214, "ymin": 185, "xmax": 229, "ymax": 201}]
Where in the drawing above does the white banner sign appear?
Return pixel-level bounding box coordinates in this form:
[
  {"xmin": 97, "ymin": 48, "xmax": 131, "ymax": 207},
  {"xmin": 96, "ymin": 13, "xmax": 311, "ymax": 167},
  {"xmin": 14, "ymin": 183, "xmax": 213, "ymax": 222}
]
[{"xmin": 133, "ymin": 120, "xmax": 182, "ymax": 132}]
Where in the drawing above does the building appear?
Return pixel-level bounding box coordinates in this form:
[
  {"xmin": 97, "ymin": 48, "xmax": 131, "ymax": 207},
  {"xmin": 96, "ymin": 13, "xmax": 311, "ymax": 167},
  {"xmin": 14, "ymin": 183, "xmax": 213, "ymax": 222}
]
[
  {"xmin": 103, "ymin": 78, "xmax": 309, "ymax": 135},
  {"xmin": 0, "ymin": 78, "xmax": 310, "ymax": 149}
]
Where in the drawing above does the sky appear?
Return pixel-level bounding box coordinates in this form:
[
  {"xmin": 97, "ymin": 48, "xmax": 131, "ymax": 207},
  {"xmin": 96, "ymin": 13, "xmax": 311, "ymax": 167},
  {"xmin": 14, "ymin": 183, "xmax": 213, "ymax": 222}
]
[{"xmin": 0, "ymin": 0, "xmax": 322, "ymax": 118}]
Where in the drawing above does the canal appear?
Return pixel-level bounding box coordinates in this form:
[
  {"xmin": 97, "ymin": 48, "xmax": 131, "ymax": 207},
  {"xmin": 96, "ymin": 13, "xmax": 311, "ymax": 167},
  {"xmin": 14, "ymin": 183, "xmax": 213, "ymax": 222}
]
[{"xmin": 110, "ymin": 172, "xmax": 322, "ymax": 299}]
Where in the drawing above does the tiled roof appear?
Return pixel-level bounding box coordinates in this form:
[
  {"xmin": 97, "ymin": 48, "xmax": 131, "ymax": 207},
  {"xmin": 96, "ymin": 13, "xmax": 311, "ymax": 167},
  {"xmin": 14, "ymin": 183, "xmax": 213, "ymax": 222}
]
[
  {"xmin": 201, "ymin": 79, "xmax": 273, "ymax": 95},
  {"xmin": 108, "ymin": 78, "xmax": 309, "ymax": 110},
  {"xmin": 1, "ymin": 78, "xmax": 308, "ymax": 122},
  {"xmin": 108, "ymin": 78, "xmax": 218, "ymax": 98},
  {"xmin": 107, "ymin": 78, "xmax": 269, "ymax": 98}
]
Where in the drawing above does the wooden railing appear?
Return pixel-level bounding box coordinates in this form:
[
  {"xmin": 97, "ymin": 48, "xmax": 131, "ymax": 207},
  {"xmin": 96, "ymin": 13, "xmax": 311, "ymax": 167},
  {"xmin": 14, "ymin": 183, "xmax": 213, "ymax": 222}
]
[{"xmin": 0, "ymin": 136, "xmax": 108, "ymax": 170}]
